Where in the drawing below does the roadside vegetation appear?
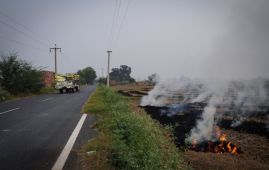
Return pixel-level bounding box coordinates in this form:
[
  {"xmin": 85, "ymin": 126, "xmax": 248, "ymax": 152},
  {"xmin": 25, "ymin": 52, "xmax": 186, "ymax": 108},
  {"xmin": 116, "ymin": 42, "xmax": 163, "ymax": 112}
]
[
  {"xmin": 83, "ymin": 85, "xmax": 188, "ymax": 170},
  {"xmin": 0, "ymin": 53, "xmax": 98, "ymax": 102},
  {"xmin": 97, "ymin": 65, "xmax": 135, "ymax": 86},
  {"xmin": 0, "ymin": 53, "xmax": 54, "ymax": 102},
  {"xmin": 109, "ymin": 65, "xmax": 136, "ymax": 84},
  {"xmin": 77, "ymin": 66, "xmax": 97, "ymax": 85},
  {"xmin": 0, "ymin": 86, "xmax": 11, "ymax": 102},
  {"xmin": 0, "ymin": 54, "xmax": 42, "ymax": 101},
  {"xmin": 39, "ymin": 87, "xmax": 56, "ymax": 94}
]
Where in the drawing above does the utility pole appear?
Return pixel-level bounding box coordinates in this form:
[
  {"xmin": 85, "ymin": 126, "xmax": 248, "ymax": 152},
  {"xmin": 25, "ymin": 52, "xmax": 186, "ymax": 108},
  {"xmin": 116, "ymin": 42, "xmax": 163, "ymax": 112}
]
[
  {"xmin": 106, "ymin": 50, "xmax": 112, "ymax": 87},
  {"xmin": 50, "ymin": 44, "xmax": 61, "ymax": 78},
  {"xmin": 102, "ymin": 67, "xmax": 104, "ymax": 78}
]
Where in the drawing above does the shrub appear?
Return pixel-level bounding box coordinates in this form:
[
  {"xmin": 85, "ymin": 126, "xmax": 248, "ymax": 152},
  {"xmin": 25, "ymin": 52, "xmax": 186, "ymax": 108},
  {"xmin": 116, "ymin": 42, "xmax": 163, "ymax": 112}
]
[
  {"xmin": 0, "ymin": 87, "xmax": 11, "ymax": 102},
  {"xmin": 0, "ymin": 54, "xmax": 43, "ymax": 94}
]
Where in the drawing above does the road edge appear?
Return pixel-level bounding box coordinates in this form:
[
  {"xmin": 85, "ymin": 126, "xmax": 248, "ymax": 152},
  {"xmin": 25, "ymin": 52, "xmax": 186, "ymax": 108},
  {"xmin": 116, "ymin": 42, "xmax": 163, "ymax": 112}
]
[{"xmin": 52, "ymin": 113, "xmax": 87, "ymax": 170}]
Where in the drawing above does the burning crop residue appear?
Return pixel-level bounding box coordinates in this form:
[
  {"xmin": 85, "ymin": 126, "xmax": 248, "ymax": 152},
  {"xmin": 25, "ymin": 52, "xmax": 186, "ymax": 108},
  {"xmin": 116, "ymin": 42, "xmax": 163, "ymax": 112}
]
[
  {"xmin": 142, "ymin": 102, "xmax": 206, "ymax": 146},
  {"xmin": 190, "ymin": 127, "xmax": 239, "ymax": 154},
  {"xmin": 140, "ymin": 77, "xmax": 269, "ymax": 156}
]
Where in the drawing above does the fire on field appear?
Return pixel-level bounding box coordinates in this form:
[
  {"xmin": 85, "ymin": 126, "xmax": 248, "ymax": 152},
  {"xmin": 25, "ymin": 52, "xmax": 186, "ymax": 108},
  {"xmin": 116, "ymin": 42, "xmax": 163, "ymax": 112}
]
[
  {"xmin": 141, "ymin": 102, "xmax": 268, "ymax": 169},
  {"xmin": 113, "ymin": 80, "xmax": 269, "ymax": 170},
  {"xmin": 191, "ymin": 127, "xmax": 239, "ymax": 154}
]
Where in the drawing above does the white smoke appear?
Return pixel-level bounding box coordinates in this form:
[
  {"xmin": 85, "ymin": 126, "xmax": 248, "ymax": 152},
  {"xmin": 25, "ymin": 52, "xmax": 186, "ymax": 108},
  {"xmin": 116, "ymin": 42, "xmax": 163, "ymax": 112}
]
[
  {"xmin": 141, "ymin": 77, "xmax": 269, "ymax": 143},
  {"xmin": 188, "ymin": 105, "xmax": 217, "ymax": 142},
  {"xmin": 140, "ymin": 76, "xmax": 202, "ymax": 106}
]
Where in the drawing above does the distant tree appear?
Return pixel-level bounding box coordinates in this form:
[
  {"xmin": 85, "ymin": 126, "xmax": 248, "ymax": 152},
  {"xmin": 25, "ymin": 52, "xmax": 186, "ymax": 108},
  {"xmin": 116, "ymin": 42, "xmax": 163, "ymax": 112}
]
[
  {"xmin": 77, "ymin": 67, "xmax": 97, "ymax": 84},
  {"xmin": 0, "ymin": 53, "xmax": 43, "ymax": 94},
  {"xmin": 109, "ymin": 65, "xmax": 135, "ymax": 83},
  {"xmin": 98, "ymin": 77, "xmax": 106, "ymax": 85},
  {"xmin": 148, "ymin": 73, "xmax": 160, "ymax": 85}
]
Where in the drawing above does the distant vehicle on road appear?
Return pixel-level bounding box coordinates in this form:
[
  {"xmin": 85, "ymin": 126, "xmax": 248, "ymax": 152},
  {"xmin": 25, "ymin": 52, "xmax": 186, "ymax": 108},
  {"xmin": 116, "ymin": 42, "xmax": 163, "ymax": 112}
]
[{"xmin": 55, "ymin": 73, "xmax": 79, "ymax": 93}]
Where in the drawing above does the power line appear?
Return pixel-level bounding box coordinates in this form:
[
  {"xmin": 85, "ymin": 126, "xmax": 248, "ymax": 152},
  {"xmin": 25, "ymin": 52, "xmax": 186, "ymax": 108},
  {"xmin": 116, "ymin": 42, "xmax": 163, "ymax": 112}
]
[
  {"xmin": 108, "ymin": 0, "xmax": 122, "ymax": 49},
  {"xmin": 0, "ymin": 18, "xmax": 50, "ymax": 48},
  {"xmin": 56, "ymin": 54, "xmax": 70, "ymax": 74},
  {"xmin": 0, "ymin": 35, "xmax": 54, "ymax": 71},
  {"xmin": 0, "ymin": 10, "xmax": 52, "ymax": 46},
  {"xmin": 0, "ymin": 11, "xmax": 79, "ymax": 74},
  {"xmin": 107, "ymin": 0, "xmax": 132, "ymax": 51},
  {"xmin": 114, "ymin": 0, "xmax": 132, "ymax": 45},
  {"xmin": 60, "ymin": 52, "xmax": 79, "ymax": 71},
  {"xmin": 0, "ymin": 35, "xmax": 47, "ymax": 52},
  {"xmin": 0, "ymin": 22, "xmax": 78, "ymax": 73},
  {"xmin": 112, "ymin": 0, "xmax": 122, "ymax": 43},
  {"xmin": 108, "ymin": 0, "xmax": 119, "ymax": 48}
]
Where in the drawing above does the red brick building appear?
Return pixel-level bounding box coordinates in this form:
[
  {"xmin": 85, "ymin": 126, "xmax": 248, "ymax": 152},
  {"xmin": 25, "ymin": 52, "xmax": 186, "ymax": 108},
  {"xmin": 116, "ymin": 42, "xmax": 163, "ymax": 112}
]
[{"xmin": 41, "ymin": 71, "xmax": 55, "ymax": 87}]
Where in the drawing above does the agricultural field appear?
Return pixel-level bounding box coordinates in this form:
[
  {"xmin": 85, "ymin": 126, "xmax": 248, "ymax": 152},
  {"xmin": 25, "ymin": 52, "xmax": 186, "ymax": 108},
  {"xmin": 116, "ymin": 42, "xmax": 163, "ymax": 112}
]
[{"xmin": 113, "ymin": 83, "xmax": 269, "ymax": 170}]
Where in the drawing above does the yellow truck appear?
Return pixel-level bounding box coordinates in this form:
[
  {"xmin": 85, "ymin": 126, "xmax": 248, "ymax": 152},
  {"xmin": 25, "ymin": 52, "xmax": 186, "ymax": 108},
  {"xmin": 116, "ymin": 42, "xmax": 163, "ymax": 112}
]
[{"xmin": 55, "ymin": 73, "xmax": 79, "ymax": 93}]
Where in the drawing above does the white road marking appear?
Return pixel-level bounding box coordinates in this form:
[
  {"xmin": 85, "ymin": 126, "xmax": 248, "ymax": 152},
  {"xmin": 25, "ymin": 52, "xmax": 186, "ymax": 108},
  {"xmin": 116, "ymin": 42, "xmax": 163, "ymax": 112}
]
[
  {"xmin": 40, "ymin": 98, "xmax": 53, "ymax": 102},
  {"xmin": 0, "ymin": 108, "xmax": 20, "ymax": 115},
  {"xmin": 52, "ymin": 114, "xmax": 87, "ymax": 170},
  {"xmin": 1, "ymin": 129, "xmax": 12, "ymax": 132}
]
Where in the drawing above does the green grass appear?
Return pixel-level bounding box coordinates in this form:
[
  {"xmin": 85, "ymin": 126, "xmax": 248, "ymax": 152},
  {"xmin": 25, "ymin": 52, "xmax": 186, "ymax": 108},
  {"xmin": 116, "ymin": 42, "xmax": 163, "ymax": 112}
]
[
  {"xmin": 0, "ymin": 86, "xmax": 56, "ymax": 103},
  {"xmin": 0, "ymin": 87, "xmax": 11, "ymax": 102},
  {"xmin": 83, "ymin": 86, "xmax": 188, "ymax": 170},
  {"xmin": 39, "ymin": 87, "xmax": 56, "ymax": 94}
]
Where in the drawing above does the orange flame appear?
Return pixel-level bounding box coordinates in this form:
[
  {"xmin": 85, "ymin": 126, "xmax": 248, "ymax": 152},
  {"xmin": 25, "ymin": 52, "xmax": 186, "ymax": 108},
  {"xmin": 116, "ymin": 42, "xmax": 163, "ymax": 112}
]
[
  {"xmin": 219, "ymin": 134, "xmax": 227, "ymax": 142},
  {"xmin": 227, "ymin": 142, "xmax": 232, "ymax": 152},
  {"xmin": 191, "ymin": 127, "xmax": 238, "ymax": 154},
  {"xmin": 232, "ymin": 147, "xmax": 237, "ymax": 154}
]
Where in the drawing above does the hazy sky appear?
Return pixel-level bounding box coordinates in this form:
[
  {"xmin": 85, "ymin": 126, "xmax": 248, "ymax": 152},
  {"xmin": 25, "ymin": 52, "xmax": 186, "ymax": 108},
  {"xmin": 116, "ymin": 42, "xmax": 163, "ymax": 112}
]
[{"xmin": 0, "ymin": 0, "xmax": 268, "ymax": 80}]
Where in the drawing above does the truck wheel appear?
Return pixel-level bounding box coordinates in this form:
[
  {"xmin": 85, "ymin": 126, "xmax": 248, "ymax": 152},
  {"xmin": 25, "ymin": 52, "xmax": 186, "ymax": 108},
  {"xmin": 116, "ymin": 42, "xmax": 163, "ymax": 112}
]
[
  {"xmin": 75, "ymin": 87, "xmax": 78, "ymax": 92},
  {"xmin": 59, "ymin": 89, "xmax": 63, "ymax": 94},
  {"xmin": 72, "ymin": 88, "xmax": 75, "ymax": 93}
]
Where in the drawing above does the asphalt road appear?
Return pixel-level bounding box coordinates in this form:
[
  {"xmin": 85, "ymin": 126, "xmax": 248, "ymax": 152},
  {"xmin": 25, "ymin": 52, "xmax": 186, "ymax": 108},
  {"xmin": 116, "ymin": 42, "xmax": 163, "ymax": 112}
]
[{"xmin": 0, "ymin": 85, "xmax": 96, "ymax": 170}]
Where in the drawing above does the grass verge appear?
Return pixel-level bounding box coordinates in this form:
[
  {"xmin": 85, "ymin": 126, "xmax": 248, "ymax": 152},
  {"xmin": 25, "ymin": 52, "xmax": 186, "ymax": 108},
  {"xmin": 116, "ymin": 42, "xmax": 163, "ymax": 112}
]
[
  {"xmin": 39, "ymin": 87, "xmax": 56, "ymax": 94},
  {"xmin": 0, "ymin": 87, "xmax": 56, "ymax": 103},
  {"xmin": 83, "ymin": 85, "xmax": 188, "ymax": 170}
]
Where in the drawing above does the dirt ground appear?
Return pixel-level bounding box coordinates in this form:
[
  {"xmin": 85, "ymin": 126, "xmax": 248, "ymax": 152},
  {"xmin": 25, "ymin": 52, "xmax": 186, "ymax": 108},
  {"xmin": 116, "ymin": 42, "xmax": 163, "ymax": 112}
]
[
  {"xmin": 113, "ymin": 83, "xmax": 269, "ymax": 170},
  {"xmin": 184, "ymin": 129, "xmax": 269, "ymax": 170}
]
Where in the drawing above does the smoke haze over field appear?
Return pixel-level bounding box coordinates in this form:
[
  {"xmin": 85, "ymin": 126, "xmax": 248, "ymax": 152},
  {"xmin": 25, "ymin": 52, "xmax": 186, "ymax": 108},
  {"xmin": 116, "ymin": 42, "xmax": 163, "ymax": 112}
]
[
  {"xmin": 0, "ymin": 0, "xmax": 269, "ymax": 79},
  {"xmin": 141, "ymin": 77, "xmax": 269, "ymax": 143}
]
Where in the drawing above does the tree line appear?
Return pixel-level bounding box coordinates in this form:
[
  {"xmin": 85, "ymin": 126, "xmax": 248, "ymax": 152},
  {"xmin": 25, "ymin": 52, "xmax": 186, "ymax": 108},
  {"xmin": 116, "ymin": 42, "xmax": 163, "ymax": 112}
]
[
  {"xmin": 0, "ymin": 53, "xmax": 97, "ymax": 101},
  {"xmin": 98, "ymin": 65, "xmax": 136, "ymax": 84},
  {"xmin": 0, "ymin": 54, "xmax": 43, "ymax": 101}
]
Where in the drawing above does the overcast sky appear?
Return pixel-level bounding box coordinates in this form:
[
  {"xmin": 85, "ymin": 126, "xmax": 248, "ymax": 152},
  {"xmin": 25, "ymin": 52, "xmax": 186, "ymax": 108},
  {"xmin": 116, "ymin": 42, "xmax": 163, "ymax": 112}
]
[{"xmin": 0, "ymin": 0, "xmax": 268, "ymax": 80}]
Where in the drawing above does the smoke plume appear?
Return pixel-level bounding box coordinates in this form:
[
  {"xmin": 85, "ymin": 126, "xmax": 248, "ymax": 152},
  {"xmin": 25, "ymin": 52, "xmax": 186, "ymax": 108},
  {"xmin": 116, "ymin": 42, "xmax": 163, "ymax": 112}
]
[{"xmin": 141, "ymin": 77, "xmax": 269, "ymax": 143}]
